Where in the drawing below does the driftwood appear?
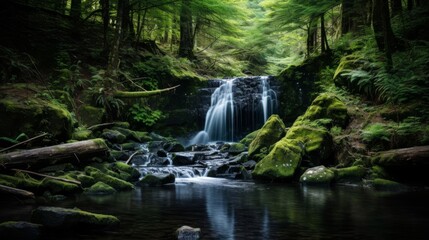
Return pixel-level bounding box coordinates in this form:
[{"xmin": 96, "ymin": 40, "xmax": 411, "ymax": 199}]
[
  {"xmin": 12, "ymin": 169, "xmax": 81, "ymax": 185},
  {"xmin": 371, "ymin": 145, "xmax": 429, "ymax": 167},
  {"xmin": 0, "ymin": 139, "xmax": 108, "ymax": 169},
  {"xmin": 0, "ymin": 132, "xmax": 48, "ymax": 153},
  {"xmin": 0, "ymin": 184, "xmax": 35, "ymax": 199},
  {"xmin": 125, "ymin": 150, "xmax": 141, "ymax": 165}
]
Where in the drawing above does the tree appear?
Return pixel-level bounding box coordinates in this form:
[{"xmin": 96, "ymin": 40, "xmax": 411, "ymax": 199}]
[
  {"xmin": 178, "ymin": 0, "xmax": 194, "ymax": 59},
  {"xmin": 390, "ymin": 0, "xmax": 403, "ymax": 16},
  {"xmin": 372, "ymin": 0, "xmax": 396, "ymax": 68},
  {"xmin": 70, "ymin": 0, "xmax": 82, "ymax": 21}
]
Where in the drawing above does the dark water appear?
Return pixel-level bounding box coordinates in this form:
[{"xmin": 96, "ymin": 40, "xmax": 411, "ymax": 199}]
[{"xmin": 1, "ymin": 178, "xmax": 429, "ymax": 240}]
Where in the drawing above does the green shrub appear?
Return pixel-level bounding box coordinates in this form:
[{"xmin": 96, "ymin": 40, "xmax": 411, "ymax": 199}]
[
  {"xmin": 128, "ymin": 104, "xmax": 164, "ymax": 127},
  {"xmin": 361, "ymin": 123, "xmax": 392, "ymax": 149}
]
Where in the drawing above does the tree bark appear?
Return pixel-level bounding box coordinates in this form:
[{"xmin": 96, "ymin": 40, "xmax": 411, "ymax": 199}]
[
  {"xmin": 320, "ymin": 14, "xmax": 330, "ymax": 53},
  {"xmin": 70, "ymin": 0, "xmax": 82, "ymax": 21},
  {"xmin": 178, "ymin": 0, "xmax": 195, "ymax": 59},
  {"xmin": 100, "ymin": 0, "xmax": 110, "ymax": 55},
  {"xmin": 373, "ymin": 0, "xmax": 396, "ymax": 68},
  {"xmin": 0, "ymin": 184, "xmax": 35, "ymax": 199},
  {"xmin": 371, "ymin": 145, "xmax": 429, "ymax": 167},
  {"xmin": 341, "ymin": 0, "xmax": 354, "ymax": 35},
  {"xmin": 0, "ymin": 139, "xmax": 108, "ymax": 169},
  {"xmin": 390, "ymin": 0, "xmax": 403, "ymax": 16}
]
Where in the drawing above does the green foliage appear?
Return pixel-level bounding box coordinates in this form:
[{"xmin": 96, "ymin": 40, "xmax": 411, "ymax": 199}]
[
  {"xmin": 361, "ymin": 123, "xmax": 392, "ymax": 146},
  {"xmin": 129, "ymin": 104, "xmax": 164, "ymax": 127},
  {"xmin": 96, "ymin": 94, "xmax": 125, "ymax": 119},
  {"xmin": 0, "ymin": 45, "xmax": 41, "ymax": 83},
  {"xmin": 53, "ymin": 52, "xmax": 88, "ymax": 95}
]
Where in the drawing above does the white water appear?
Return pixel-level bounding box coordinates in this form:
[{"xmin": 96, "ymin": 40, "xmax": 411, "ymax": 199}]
[{"xmin": 189, "ymin": 77, "xmax": 277, "ymax": 145}]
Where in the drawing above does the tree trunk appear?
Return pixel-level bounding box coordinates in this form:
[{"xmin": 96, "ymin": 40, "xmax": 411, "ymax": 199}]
[
  {"xmin": 320, "ymin": 14, "xmax": 330, "ymax": 53},
  {"xmin": 70, "ymin": 0, "xmax": 82, "ymax": 21},
  {"xmin": 113, "ymin": 85, "xmax": 180, "ymax": 98},
  {"xmin": 373, "ymin": 0, "xmax": 395, "ymax": 68},
  {"xmin": 100, "ymin": 0, "xmax": 110, "ymax": 56},
  {"xmin": 178, "ymin": 0, "xmax": 194, "ymax": 59},
  {"xmin": 371, "ymin": 145, "xmax": 429, "ymax": 167},
  {"xmin": 0, "ymin": 139, "xmax": 108, "ymax": 170},
  {"xmin": 390, "ymin": 0, "xmax": 403, "ymax": 16},
  {"xmin": 407, "ymin": 0, "xmax": 414, "ymax": 10},
  {"xmin": 54, "ymin": 0, "xmax": 67, "ymax": 14},
  {"xmin": 341, "ymin": 0, "xmax": 354, "ymax": 35},
  {"xmin": 0, "ymin": 184, "xmax": 35, "ymax": 199}
]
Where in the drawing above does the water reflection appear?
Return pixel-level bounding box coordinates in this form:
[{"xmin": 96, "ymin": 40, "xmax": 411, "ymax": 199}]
[{"xmin": 1, "ymin": 179, "xmax": 429, "ymax": 240}]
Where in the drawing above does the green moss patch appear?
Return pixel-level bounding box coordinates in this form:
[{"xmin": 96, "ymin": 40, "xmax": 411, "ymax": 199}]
[
  {"xmin": 334, "ymin": 166, "xmax": 367, "ymax": 183},
  {"xmin": 85, "ymin": 182, "xmax": 116, "ymax": 195}
]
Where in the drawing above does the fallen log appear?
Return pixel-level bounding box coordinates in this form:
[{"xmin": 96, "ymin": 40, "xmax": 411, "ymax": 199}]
[
  {"xmin": 0, "ymin": 184, "xmax": 35, "ymax": 199},
  {"xmin": 0, "ymin": 139, "xmax": 109, "ymax": 169},
  {"xmin": 371, "ymin": 145, "xmax": 429, "ymax": 167},
  {"xmin": 12, "ymin": 169, "xmax": 81, "ymax": 185}
]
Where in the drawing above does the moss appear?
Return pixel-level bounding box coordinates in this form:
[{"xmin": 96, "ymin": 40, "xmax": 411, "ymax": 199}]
[
  {"xmin": 110, "ymin": 162, "xmax": 141, "ymax": 181},
  {"xmin": 222, "ymin": 143, "xmax": 246, "ymax": 155},
  {"xmin": 86, "ymin": 167, "xmax": 133, "ymax": 191},
  {"xmin": 253, "ymin": 138, "xmax": 303, "ymax": 181},
  {"xmin": 101, "ymin": 129, "xmax": 126, "ymax": 143},
  {"xmin": 0, "ymin": 173, "xmax": 41, "ymax": 192},
  {"xmin": 40, "ymin": 178, "xmax": 82, "ymax": 195},
  {"xmin": 76, "ymin": 174, "xmax": 96, "ymax": 188},
  {"xmin": 71, "ymin": 129, "xmax": 93, "ymax": 141},
  {"xmin": 31, "ymin": 206, "xmax": 120, "ymax": 229},
  {"xmin": 334, "ymin": 166, "xmax": 367, "ymax": 183},
  {"xmin": 285, "ymin": 125, "xmax": 333, "ymax": 165},
  {"xmin": 300, "ymin": 93, "xmax": 349, "ymax": 128},
  {"xmin": 133, "ymin": 131, "xmax": 152, "ymax": 142},
  {"xmin": 78, "ymin": 105, "xmax": 105, "ymax": 127},
  {"xmin": 84, "ymin": 182, "xmax": 116, "ymax": 195},
  {"xmin": 368, "ymin": 178, "xmax": 407, "ymax": 191},
  {"xmin": 120, "ymin": 142, "xmax": 139, "ymax": 151},
  {"xmin": 137, "ymin": 173, "xmax": 175, "ymax": 186},
  {"xmin": 368, "ymin": 166, "xmax": 390, "ymax": 180},
  {"xmin": 240, "ymin": 130, "xmax": 260, "ymax": 146},
  {"xmin": 248, "ymin": 115, "xmax": 287, "ymax": 162},
  {"xmin": 300, "ymin": 166, "xmax": 335, "ymax": 185}
]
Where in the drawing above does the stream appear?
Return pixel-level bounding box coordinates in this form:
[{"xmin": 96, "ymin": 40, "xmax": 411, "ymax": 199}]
[{"xmin": 1, "ymin": 179, "xmax": 428, "ymax": 239}]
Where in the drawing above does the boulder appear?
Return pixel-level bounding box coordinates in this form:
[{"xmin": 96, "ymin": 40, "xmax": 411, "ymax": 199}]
[
  {"xmin": 85, "ymin": 166, "xmax": 134, "ymax": 191},
  {"xmin": 300, "ymin": 166, "xmax": 335, "ymax": 185},
  {"xmin": 176, "ymin": 225, "xmax": 201, "ymax": 240},
  {"xmin": 40, "ymin": 178, "xmax": 82, "ymax": 195},
  {"xmin": 101, "ymin": 129, "xmax": 126, "ymax": 143},
  {"xmin": 248, "ymin": 115, "xmax": 287, "ymax": 161},
  {"xmin": 163, "ymin": 141, "xmax": 185, "ymax": 152},
  {"xmin": 84, "ymin": 182, "xmax": 116, "ymax": 195},
  {"xmin": 300, "ymin": 93, "xmax": 349, "ymax": 128},
  {"xmin": 137, "ymin": 173, "xmax": 175, "ymax": 186},
  {"xmin": 0, "ymin": 84, "xmax": 74, "ymax": 142},
  {"xmin": 285, "ymin": 125, "xmax": 333, "ymax": 166},
  {"xmin": 109, "ymin": 161, "xmax": 141, "ymax": 181},
  {"xmin": 172, "ymin": 153, "xmax": 195, "ymax": 166},
  {"xmin": 222, "ymin": 142, "xmax": 246, "ymax": 155},
  {"xmin": 240, "ymin": 130, "xmax": 260, "ymax": 146},
  {"xmin": 365, "ymin": 178, "xmax": 408, "ymax": 191},
  {"xmin": 334, "ymin": 166, "xmax": 367, "ymax": 184},
  {"xmin": 31, "ymin": 206, "xmax": 119, "ymax": 230},
  {"xmin": 77, "ymin": 105, "xmax": 105, "ymax": 127},
  {"xmin": 253, "ymin": 139, "xmax": 303, "ymax": 181},
  {"xmin": 0, "ymin": 221, "xmax": 41, "ymax": 240}
]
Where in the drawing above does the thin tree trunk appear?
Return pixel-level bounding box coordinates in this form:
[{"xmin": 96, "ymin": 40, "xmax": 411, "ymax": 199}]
[
  {"xmin": 100, "ymin": 0, "xmax": 110, "ymax": 56},
  {"xmin": 391, "ymin": 0, "xmax": 402, "ymax": 16},
  {"xmin": 407, "ymin": 0, "xmax": 414, "ymax": 10},
  {"xmin": 373, "ymin": 0, "xmax": 395, "ymax": 68},
  {"xmin": 321, "ymin": 14, "xmax": 330, "ymax": 53},
  {"xmin": 70, "ymin": 0, "xmax": 82, "ymax": 21}
]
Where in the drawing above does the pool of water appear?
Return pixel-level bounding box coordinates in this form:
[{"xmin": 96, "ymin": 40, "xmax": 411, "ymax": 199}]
[{"xmin": 1, "ymin": 178, "xmax": 429, "ymax": 239}]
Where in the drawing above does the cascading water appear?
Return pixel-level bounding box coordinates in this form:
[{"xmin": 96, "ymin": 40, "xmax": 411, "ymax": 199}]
[{"xmin": 189, "ymin": 76, "xmax": 278, "ymax": 145}]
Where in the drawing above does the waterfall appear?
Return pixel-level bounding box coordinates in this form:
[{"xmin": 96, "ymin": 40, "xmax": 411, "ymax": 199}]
[{"xmin": 189, "ymin": 76, "xmax": 278, "ymax": 145}]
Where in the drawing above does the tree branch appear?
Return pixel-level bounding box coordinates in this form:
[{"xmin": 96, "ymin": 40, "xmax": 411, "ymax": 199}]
[{"xmin": 113, "ymin": 85, "xmax": 180, "ymax": 98}]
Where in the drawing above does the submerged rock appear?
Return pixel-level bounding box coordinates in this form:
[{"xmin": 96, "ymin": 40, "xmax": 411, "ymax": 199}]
[
  {"xmin": 176, "ymin": 225, "xmax": 201, "ymax": 240},
  {"xmin": 31, "ymin": 206, "xmax": 119, "ymax": 230},
  {"xmin": 248, "ymin": 114, "xmax": 287, "ymax": 162},
  {"xmin": 85, "ymin": 181, "xmax": 116, "ymax": 195},
  {"xmin": 300, "ymin": 166, "xmax": 335, "ymax": 185},
  {"xmin": 365, "ymin": 178, "xmax": 408, "ymax": 191},
  {"xmin": 0, "ymin": 221, "xmax": 41, "ymax": 240},
  {"xmin": 137, "ymin": 173, "xmax": 175, "ymax": 186},
  {"xmin": 172, "ymin": 153, "xmax": 195, "ymax": 166},
  {"xmin": 334, "ymin": 166, "xmax": 367, "ymax": 184}
]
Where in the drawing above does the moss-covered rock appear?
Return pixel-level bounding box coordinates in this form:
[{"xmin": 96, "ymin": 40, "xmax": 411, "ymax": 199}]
[
  {"xmin": 248, "ymin": 115, "xmax": 287, "ymax": 162},
  {"xmin": 40, "ymin": 178, "xmax": 82, "ymax": 195},
  {"xmin": 76, "ymin": 173, "xmax": 96, "ymax": 188},
  {"xmin": 0, "ymin": 84, "xmax": 73, "ymax": 141},
  {"xmin": 285, "ymin": 125, "xmax": 333, "ymax": 165},
  {"xmin": 0, "ymin": 173, "xmax": 40, "ymax": 192},
  {"xmin": 31, "ymin": 206, "xmax": 119, "ymax": 230},
  {"xmin": 0, "ymin": 221, "xmax": 41, "ymax": 240},
  {"xmin": 300, "ymin": 166, "xmax": 335, "ymax": 185},
  {"xmin": 109, "ymin": 161, "xmax": 141, "ymax": 181},
  {"xmin": 300, "ymin": 93, "xmax": 349, "ymax": 128},
  {"xmin": 253, "ymin": 138, "xmax": 303, "ymax": 181},
  {"xmin": 85, "ymin": 166, "xmax": 133, "ymax": 191},
  {"xmin": 84, "ymin": 182, "xmax": 116, "ymax": 195},
  {"xmin": 71, "ymin": 129, "xmax": 93, "ymax": 141},
  {"xmin": 78, "ymin": 105, "xmax": 105, "ymax": 127},
  {"xmin": 137, "ymin": 173, "xmax": 175, "ymax": 186},
  {"xmin": 101, "ymin": 129, "xmax": 126, "ymax": 143},
  {"xmin": 366, "ymin": 178, "xmax": 408, "ymax": 191},
  {"xmin": 334, "ymin": 166, "xmax": 367, "ymax": 184},
  {"xmin": 221, "ymin": 142, "xmax": 246, "ymax": 155},
  {"xmin": 240, "ymin": 130, "xmax": 260, "ymax": 146}
]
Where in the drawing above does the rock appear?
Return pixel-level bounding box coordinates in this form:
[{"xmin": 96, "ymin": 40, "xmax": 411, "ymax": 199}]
[
  {"xmin": 365, "ymin": 178, "xmax": 408, "ymax": 191},
  {"xmin": 120, "ymin": 142, "xmax": 140, "ymax": 151},
  {"xmin": 285, "ymin": 125, "xmax": 333, "ymax": 166},
  {"xmin": 110, "ymin": 150, "xmax": 129, "ymax": 161},
  {"xmin": 300, "ymin": 93, "xmax": 349, "ymax": 128},
  {"xmin": 248, "ymin": 114, "xmax": 287, "ymax": 161},
  {"xmin": 31, "ymin": 206, "xmax": 119, "ymax": 230},
  {"xmin": 0, "ymin": 172, "xmax": 40, "ymax": 192},
  {"xmin": 85, "ymin": 166, "xmax": 134, "ymax": 191},
  {"xmin": 72, "ymin": 129, "xmax": 93, "ymax": 141},
  {"xmin": 40, "ymin": 178, "xmax": 82, "ymax": 195},
  {"xmin": 137, "ymin": 173, "xmax": 175, "ymax": 186},
  {"xmin": 334, "ymin": 166, "xmax": 367, "ymax": 184},
  {"xmin": 77, "ymin": 105, "xmax": 105, "ymax": 127},
  {"xmin": 176, "ymin": 225, "xmax": 201, "ymax": 240},
  {"xmin": 157, "ymin": 149, "xmax": 168, "ymax": 157},
  {"xmin": 109, "ymin": 161, "xmax": 141, "ymax": 181},
  {"xmin": 242, "ymin": 160, "xmax": 257, "ymax": 169},
  {"xmin": 163, "ymin": 141, "xmax": 185, "ymax": 152},
  {"xmin": 240, "ymin": 129, "xmax": 260, "ymax": 146},
  {"xmin": 0, "ymin": 221, "xmax": 41, "ymax": 240},
  {"xmin": 101, "ymin": 129, "xmax": 126, "ymax": 143},
  {"xmin": 300, "ymin": 166, "xmax": 335, "ymax": 185},
  {"xmin": 222, "ymin": 142, "xmax": 246, "ymax": 155},
  {"xmin": 85, "ymin": 182, "xmax": 116, "ymax": 195},
  {"xmin": 0, "ymin": 84, "xmax": 74, "ymax": 142},
  {"xmin": 172, "ymin": 153, "xmax": 195, "ymax": 166},
  {"xmin": 253, "ymin": 139, "xmax": 303, "ymax": 181}
]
